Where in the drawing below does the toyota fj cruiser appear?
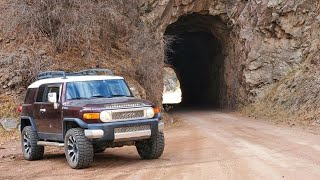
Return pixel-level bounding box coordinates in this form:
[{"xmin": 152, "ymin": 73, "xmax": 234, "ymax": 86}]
[{"xmin": 19, "ymin": 69, "xmax": 165, "ymax": 169}]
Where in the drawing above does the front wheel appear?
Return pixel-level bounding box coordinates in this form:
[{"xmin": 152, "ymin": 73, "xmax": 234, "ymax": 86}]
[
  {"xmin": 136, "ymin": 132, "xmax": 165, "ymax": 159},
  {"xmin": 64, "ymin": 128, "xmax": 94, "ymax": 169}
]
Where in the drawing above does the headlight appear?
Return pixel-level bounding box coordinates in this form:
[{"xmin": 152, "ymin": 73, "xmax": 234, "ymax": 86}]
[
  {"xmin": 100, "ymin": 110, "xmax": 112, "ymax": 122},
  {"xmin": 145, "ymin": 107, "xmax": 155, "ymax": 118}
]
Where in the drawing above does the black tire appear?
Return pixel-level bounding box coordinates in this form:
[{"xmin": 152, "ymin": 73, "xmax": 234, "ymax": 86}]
[
  {"xmin": 64, "ymin": 128, "xmax": 94, "ymax": 169},
  {"xmin": 21, "ymin": 126, "xmax": 44, "ymax": 160},
  {"xmin": 93, "ymin": 146, "xmax": 107, "ymax": 153},
  {"xmin": 136, "ymin": 132, "xmax": 165, "ymax": 159}
]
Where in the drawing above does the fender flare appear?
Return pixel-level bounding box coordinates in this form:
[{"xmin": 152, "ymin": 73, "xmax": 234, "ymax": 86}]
[
  {"xmin": 63, "ymin": 118, "xmax": 88, "ymax": 138},
  {"xmin": 20, "ymin": 116, "xmax": 37, "ymax": 132}
]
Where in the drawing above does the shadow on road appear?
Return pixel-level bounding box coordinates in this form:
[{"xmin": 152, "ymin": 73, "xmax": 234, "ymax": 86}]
[{"xmin": 40, "ymin": 149, "xmax": 144, "ymax": 168}]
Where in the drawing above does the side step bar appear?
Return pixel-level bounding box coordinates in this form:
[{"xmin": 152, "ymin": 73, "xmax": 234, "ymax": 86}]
[{"xmin": 37, "ymin": 141, "xmax": 64, "ymax": 147}]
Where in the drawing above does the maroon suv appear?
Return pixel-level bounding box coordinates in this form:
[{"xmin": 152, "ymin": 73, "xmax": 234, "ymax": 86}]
[{"xmin": 19, "ymin": 69, "xmax": 165, "ymax": 169}]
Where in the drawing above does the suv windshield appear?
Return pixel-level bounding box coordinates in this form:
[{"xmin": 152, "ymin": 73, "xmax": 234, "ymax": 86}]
[{"xmin": 66, "ymin": 79, "xmax": 132, "ymax": 100}]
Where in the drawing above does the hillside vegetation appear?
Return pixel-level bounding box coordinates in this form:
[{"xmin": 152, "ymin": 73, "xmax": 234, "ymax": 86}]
[
  {"xmin": 0, "ymin": 0, "xmax": 165, "ymax": 118},
  {"xmin": 0, "ymin": 0, "xmax": 168, "ymax": 140}
]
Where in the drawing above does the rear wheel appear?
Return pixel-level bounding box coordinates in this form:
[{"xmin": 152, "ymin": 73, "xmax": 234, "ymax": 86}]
[
  {"xmin": 64, "ymin": 128, "xmax": 94, "ymax": 169},
  {"xmin": 136, "ymin": 132, "xmax": 165, "ymax": 159},
  {"xmin": 21, "ymin": 126, "xmax": 44, "ymax": 160}
]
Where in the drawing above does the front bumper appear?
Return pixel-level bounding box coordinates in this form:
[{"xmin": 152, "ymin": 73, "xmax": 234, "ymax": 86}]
[{"xmin": 84, "ymin": 118, "xmax": 163, "ymax": 142}]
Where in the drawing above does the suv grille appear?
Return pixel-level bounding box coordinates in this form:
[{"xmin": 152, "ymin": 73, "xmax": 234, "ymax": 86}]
[
  {"xmin": 114, "ymin": 125, "xmax": 150, "ymax": 133},
  {"xmin": 112, "ymin": 110, "xmax": 144, "ymax": 120},
  {"xmin": 105, "ymin": 103, "xmax": 145, "ymax": 109}
]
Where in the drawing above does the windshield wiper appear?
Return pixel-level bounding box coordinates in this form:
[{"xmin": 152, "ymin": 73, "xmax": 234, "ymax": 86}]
[
  {"xmin": 89, "ymin": 95, "xmax": 109, "ymax": 99},
  {"xmin": 109, "ymin": 94, "xmax": 133, "ymax": 98},
  {"xmin": 69, "ymin": 97, "xmax": 90, "ymax": 100}
]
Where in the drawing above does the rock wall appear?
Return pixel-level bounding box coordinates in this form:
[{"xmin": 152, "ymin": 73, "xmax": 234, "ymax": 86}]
[
  {"xmin": 0, "ymin": 0, "xmax": 318, "ymax": 125},
  {"xmin": 142, "ymin": 0, "xmax": 320, "ymax": 109}
]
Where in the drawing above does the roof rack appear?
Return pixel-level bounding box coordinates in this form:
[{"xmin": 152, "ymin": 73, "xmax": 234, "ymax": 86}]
[
  {"xmin": 78, "ymin": 69, "xmax": 114, "ymax": 76},
  {"xmin": 36, "ymin": 69, "xmax": 114, "ymax": 80},
  {"xmin": 37, "ymin": 71, "xmax": 67, "ymax": 80}
]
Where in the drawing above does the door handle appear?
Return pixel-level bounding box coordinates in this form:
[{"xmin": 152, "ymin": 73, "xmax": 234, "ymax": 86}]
[{"xmin": 40, "ymin": 109, "xmax": 46, "ymax": 113}]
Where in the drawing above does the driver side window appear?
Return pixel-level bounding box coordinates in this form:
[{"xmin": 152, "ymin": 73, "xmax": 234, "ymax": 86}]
[{"xmin": 36, "ymin": 84, "xmax": 62, "ymax": 102}]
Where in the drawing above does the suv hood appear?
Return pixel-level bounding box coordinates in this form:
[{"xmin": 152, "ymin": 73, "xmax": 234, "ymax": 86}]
[{"xmin": 63, "ymin": 97, "xmax": 153, "ymax": 109}]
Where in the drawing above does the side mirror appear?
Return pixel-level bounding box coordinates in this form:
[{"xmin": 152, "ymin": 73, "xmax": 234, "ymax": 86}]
[
  {"xmin": 129, "ymin": 87, "xmax": 136, "ymax": 97},
  {"xmin": 129, "ymin": 87, "xmax": 134, "ymax": 93},
  {"xmin": 48, "ymin": 92, "xmax": 57, "ymax": 103}
]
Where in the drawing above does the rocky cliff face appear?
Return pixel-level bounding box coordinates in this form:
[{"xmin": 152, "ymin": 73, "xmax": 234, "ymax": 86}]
[
  {"xmin": 0, "ymin": 0, "xmax": 319, "ymax": 126},
  {"xmin": 141, "ymin": 0, "xmax": 319, "ymax": 110}
]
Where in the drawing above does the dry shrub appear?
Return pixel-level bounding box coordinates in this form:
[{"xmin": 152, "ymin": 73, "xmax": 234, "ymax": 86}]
[
  {"xmin": 0, "ymin": 48, "xmax": 46, "ymax": 89},
  {"xmin": 1, "ymin": 0, "xmax": 171, "ymax": 104},
  {"xmin": 128, "ymin": 31, "xmax": 177, "ymax": 105},
  {"xmin": 129, "ymin": 31, "xmax": 164, "ymax": 105},
  {"xmin": 0, "ymin": 95, "xmax": 20, "ymax": 142},
  {"xmin": 11, "ymin": 51, "xmax": 43, "ymax": 87},
  {"xmin": 2, "ymin": 0, "xmax": 143, "ymax": 52},
  {"xmin": 163, "ymin": 35, "xmax": 176, "ymax": 63},
  {"xmin": 0, "ymin": 95, "xmax": 18, "ymax": 118},
  {"xmin": 0, "ymin": 125, "xmax": 19, "ymax": 143}
]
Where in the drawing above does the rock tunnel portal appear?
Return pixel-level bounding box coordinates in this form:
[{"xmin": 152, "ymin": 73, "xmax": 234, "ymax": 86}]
[{"xmin": 165, "ymin": 14, "xmax": 227, "ymax": 108}]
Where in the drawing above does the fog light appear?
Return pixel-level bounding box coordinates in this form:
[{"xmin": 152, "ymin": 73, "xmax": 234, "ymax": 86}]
[{"xmin": 100, "ymin": 111, "xmax": 112, "ymax": 122}]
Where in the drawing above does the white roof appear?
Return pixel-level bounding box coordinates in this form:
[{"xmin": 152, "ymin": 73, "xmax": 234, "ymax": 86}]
[{"xmin": 28, "ymin": 75, "xmax": 124, "ymax": 88}]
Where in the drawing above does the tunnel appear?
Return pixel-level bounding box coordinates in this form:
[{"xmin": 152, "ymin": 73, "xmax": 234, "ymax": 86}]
[{"xmin": 164, "ymin": 14, "xmax": 226, "ymax": 108}]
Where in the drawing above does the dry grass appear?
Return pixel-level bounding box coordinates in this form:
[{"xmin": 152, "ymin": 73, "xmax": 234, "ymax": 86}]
[
  {"xmin": 1, "ymin": 0, "xmax": 143, "ymax": 52},
  {"xmin": 241, "ymin": 62, "xmax": 320, "ymax": 127},
  {"xmin": 0, "ymin": 95, "xmax": 19, "ymax": 118},
  {"xmin": 129, "ymin": 31, "xmax": 164, "ymax": 105},
  {"xmin": 0, "ymin": 126, "xmax": 19, "ymax": 143},
  {"xmin": 0, "ymin": 95, "xmax": 20, "ymax": 143},
  {"xmin": 162, "ymin": 112, "xmax": 182, "ymax": 129},
  {"xmin": 0, "ymin": 0, "xmax": 178, "ymax": 139},
  {"xmin": 0, "ymin": 0, "xmax": 169, "ymax": 105}
]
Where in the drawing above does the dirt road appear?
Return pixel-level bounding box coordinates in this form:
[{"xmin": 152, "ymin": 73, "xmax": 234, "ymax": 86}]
[{"xmin": 1, "ymin": 110, "xmax": 320, "ymax": 180}]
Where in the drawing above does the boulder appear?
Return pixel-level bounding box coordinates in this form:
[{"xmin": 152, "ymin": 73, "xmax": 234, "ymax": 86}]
[{"xmin": 0, "ymin": 118, "xmax": 19, "ymax": 131}]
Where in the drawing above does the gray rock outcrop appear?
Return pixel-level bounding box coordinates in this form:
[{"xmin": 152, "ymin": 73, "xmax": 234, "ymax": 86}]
[{"xmin": 142, "ymin": 0, "xmax": 320, "ymax": 109}]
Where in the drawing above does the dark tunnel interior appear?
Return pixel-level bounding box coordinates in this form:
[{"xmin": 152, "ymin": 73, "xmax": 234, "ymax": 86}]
[{"xmin": 165, "ymin": 14, "xmax": 225, "ymax": 108}]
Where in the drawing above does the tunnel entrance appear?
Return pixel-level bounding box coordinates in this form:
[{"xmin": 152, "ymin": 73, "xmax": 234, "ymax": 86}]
[{"xmin": 165, "ymin": 14, "xmax": 225, "ymax": 108}]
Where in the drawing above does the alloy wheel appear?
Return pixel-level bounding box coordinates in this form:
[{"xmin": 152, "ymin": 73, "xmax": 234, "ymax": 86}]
[
  {"xmin": 67, "ymin": 135, "xmax": 79, "ymax": 164},
  {"xmin": 23, "ymin": 132, "xmax": 31, "ymax": 156}
]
